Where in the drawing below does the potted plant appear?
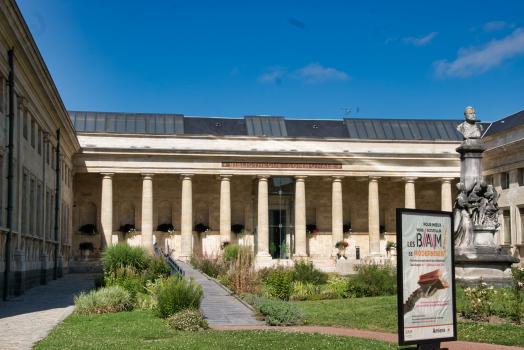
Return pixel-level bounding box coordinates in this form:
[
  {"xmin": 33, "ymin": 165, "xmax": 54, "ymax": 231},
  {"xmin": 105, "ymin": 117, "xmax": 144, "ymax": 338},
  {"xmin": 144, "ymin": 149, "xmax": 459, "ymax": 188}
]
[
  {"xmin": 306, "ymin": 224, "xmax": 319, "ymax": 236},
  {"xmin": 343, "ymin": 223, "xmax": 352, "ymax": 234},
  {"xmin": 335, "ymin": 240, "xmax": 349, "ymax": 259},
  {"xmin": 231, "ymin": 224, "xmax": 245, "ymax": 236},
  {"xmin": 386, "ymin": 241, "xmax": 397, "ymax": 256},
  {"xmin": 118, "ymin": 224, "xmax": 136, "ymax": 241},
  {"xmin": 269, "ymin": 242, "xmax": 277, "ymax": 257},
  {"xmin": 156, "ymin": 223, "xmax": 174, "ymax": 233},
  {"xmin": 195, "ymin": 223, "xmax": 210, "ymax": 240},
  {"xmin": 79, "ymin": 241, "xmax": 94, "ymax": 261},
  {"xmin": 221, "ymin": 241, "xmax": 230, "ymax": 249},
  {"xmin": 79, "ymin": 224, "xmax": 98, "ymax": 235},
  {"xmin": 380, "ymin": 225, "xmax": 386, "ymax": 234}
]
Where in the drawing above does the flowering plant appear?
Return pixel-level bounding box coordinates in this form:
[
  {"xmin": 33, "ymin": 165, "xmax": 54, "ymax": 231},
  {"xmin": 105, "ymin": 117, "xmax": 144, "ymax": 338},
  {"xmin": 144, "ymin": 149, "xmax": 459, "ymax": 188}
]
[
  {"xmin": 195, "ymin": 223, "xmax": 210, "ymax": 233},
  {"xmin": 221, "ymin": 241, "xmax": 230, "ymax": 249},
  {"xmin": 335, "ymin": 240, "xmax": 349, "ymax": 249},
  {"xmin": 79, "ymin": 224, "xmax": 98, "ymax": 235},
  {"xmin": 306, "ymin": 224, "xmax": 319, "ymax": 235},
  {"xmin": 463, "ymin": 277, "xmax": 496, "ymax": 321},
  {"xmin": 118, "ymin": 224, "xmax": 137, "ymax": 240},
  {"xmin": 79, "ymin": 242, "xmax": 94, "ymax": 251},
  {"xmin": 231, "ymin": 224, "xmax": 245, "ymax": 235},
  {"xmin": 157, "ymin": 223, "xmax": 174, "ymax": 233},
  {"xmin": 343, "ymin": 223, "xmax": 352, "ymax": 234},
  {"xmin": 385, "ymin": 241, "xmax": 397, "ymax": 251}
]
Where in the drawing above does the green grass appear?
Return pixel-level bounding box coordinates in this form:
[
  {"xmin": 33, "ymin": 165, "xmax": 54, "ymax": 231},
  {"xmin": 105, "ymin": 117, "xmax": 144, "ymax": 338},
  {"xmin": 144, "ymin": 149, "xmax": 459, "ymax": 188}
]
[
  {"xmin": 34, "ymin": 310, "xmax": 405, "ymax": 350},
  {"xmin": 298, "ymin": 295, "xmax": 524, "ymax": 347}
]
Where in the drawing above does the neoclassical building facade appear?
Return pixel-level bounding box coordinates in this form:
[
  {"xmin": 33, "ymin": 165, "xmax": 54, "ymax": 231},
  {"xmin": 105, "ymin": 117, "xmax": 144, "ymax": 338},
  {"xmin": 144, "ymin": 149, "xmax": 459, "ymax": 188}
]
[{"xmin": 0, "ymin": 0, "xmax": 523, "ymax": 298}]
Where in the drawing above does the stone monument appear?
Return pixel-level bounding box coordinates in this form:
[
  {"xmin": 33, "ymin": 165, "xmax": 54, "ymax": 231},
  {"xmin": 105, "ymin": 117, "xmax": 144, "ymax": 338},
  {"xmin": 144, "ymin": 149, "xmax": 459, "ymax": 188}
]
[{"xmin": 453, "ymin": 107, "xmax": 519, "ymax": 285}]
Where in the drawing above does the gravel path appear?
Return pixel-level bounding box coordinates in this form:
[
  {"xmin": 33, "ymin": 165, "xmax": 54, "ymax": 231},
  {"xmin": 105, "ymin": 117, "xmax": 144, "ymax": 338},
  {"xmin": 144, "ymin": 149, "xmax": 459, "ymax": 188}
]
[
  {"xmin": 0, "ymin": 273, "xmax": 95, "ymax": 350},
  {"xmin": 177, "ymin": 261, "xmax": 265, "ymax": 327}
]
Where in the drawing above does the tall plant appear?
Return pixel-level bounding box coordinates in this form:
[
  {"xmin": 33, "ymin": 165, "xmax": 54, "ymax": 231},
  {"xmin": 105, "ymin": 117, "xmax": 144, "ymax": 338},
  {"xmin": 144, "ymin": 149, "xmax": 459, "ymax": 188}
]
[{"xmin": 101, "ymin": 242, "xmax": 148, "ymax": 274}]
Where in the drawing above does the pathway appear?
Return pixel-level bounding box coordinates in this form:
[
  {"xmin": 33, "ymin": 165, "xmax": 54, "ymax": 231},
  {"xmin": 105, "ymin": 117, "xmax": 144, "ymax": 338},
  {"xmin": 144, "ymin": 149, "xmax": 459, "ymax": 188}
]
[
  {"xmin": 0, "ymin": 273, "xmax": 95, "ymax": 350},
  {"xmin": 177, "ymin": 261, "xmax": 265, "ymax": 327}
]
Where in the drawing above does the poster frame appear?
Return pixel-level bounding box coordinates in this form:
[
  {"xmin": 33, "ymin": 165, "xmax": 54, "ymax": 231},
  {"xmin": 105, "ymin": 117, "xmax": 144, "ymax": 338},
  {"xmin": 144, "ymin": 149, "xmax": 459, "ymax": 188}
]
[{"xmin": 396, "ymin": 208, "xmax": 457, "ymax": 346}]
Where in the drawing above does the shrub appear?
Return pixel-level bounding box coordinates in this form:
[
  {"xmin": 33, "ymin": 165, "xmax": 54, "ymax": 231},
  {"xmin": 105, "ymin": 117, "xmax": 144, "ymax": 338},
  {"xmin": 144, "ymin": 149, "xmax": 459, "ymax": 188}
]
[
  {"xmin": 94, "ymin": 274, "xmax": 106, "ymax": 290},
  {"xmin": 463, "ymin": 277, "xmax": 496, "ymax": 320},
  {"xmin": 164, "ymin": 309, "xmax": 208, "ymax": 331},
  {"xmin": 291, "ymin": 281, "xmax": 319, "ymax": 301},
  {"xmin": 255, "ymin": 299, "xmax": 304, "ymax": 326},
  {"xmin": 154, "ymin": 276, "xmax": 204, "ymax": 319},
  {"xmin": 190, "ymin": 249, "xmax": 226, "ymax": 278},
  {"xmin": 223, "ymin": 246, "xmax": 261, "ymax": 294},
  {"xmin": 268, "ymin": 268, "xmax": 292, "ymax": 300},
  {"xmin": 74, "ymin": 286, "xmax": 132, "ymax": 315},
  {"xmin": 327, "ymin": 275, "xmax": 352, "ymax": 298},
  {"xmin": 231, "ymin": 224, "xmax": 245, "ymax": 235},
  {"xmin": 101, "ymin": 243, "xmax": 148, "ymax": 274},
  {"xmin": 104, "ymin": 266, "xmax": 144, "ymax": 301},
  {"xmin": 145, "ymin": 254, "xmax": 170, "ymax": 281},
  {"xmin": 290, "ymin": 259, "xmax": 328, "ymax": 285},
  {"xmin": 223, "ymin": 244, "xmax": 240, "ymax": 263},
  {"xmin": 352, "ymin": 261, "xmax": 397, "ymax": 297}
]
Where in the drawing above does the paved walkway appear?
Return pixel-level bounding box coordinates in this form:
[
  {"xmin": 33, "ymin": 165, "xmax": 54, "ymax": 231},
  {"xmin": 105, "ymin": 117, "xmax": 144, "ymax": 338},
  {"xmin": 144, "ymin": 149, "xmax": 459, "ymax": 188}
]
[
  {"xmin": 0, "ymin": 273, "xmax": 95, "ymax": 350},
  {"xmin": 212, "ymin": 325, "xmax": 524, "ymax": 350},
  {"xmin": 178, "ymin": 261, "xmax": 265, "ymax": 327}
]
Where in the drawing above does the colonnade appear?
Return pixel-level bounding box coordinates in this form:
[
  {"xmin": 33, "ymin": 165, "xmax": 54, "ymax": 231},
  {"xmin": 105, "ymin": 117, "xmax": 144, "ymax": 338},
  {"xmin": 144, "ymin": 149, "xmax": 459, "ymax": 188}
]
[{"xmin": 98, "ymin": 174, "xmax": 455, "ymax": 260}]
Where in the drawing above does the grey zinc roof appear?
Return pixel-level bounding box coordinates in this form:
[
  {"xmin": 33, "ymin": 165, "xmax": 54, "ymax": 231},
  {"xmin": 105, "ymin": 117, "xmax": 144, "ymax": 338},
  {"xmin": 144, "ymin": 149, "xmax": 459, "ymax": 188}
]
[
  {"xmin": 184, "ymin": 117, "xmax": 247, "ymax": 136},
  {"xmin": 482, "ymin": 109, "xmax": 524, "ymax": 137},
  {"xmin": 285, "ymin": 119, "xmax": 349, "ymax": 138},
  {"xmin": 344, "ymin": 118, "xmax": 464, "ymax": 140}
]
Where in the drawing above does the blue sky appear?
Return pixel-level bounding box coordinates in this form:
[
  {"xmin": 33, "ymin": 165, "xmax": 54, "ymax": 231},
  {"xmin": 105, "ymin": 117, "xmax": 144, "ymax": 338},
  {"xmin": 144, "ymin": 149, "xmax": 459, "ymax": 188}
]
[{"xmin": 18, "ymin": 0, "xmax": 524, "ymax": 122}]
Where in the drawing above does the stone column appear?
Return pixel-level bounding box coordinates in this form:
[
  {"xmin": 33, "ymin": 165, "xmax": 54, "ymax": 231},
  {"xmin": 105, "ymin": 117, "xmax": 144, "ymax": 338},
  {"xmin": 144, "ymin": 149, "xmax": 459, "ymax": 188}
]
[
  {"xmin": 101, "ymin": 173, "xmax": 114, "ymax": 248},
  {"xmin": 141, "ymin": 174, "xmax": 154, "ymax": 249},
  {"xmin": 219, "ymin": 175, "xmax": 232, "ymax": 243},
  {"xmin": 403, "ymin": 177, "xmax": 417, "ymax": 209},
  {"xmin": 440, "ymin": 178, "xmax": 454, "ymax": 212},
  {"xmin": 368, "ymin": 176, "xmax": 381, "ymax": 256},
  {"xmin": 179, "ymin": 174, "xmax": 193, "ymax": 261},
  {"xmin": 294, "ymin": 176, "xmax": 307, "ymax": 258},
  {"xmin": 332, "ymin": 176, "xmax": 344, "ymax": 252},
  {"xmin": 256, "ymin": 175, "xmax": 272, "ymax": 263}
]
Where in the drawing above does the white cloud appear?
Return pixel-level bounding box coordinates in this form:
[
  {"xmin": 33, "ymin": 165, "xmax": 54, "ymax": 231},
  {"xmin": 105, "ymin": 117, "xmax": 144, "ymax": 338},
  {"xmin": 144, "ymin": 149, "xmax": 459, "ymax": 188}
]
[
  {"xmin": 258, "ymin": 63, "xmax": 348, "ymax": 84},
  {"xmin": 403, "ymin": 32, "xmax": 438, "ymax": 46},
  {"xmin": 483, "ymin": 21, "xmax": 515, "ymax": 33},
  {"xmin": 293, "ymin": 63, "xmax": 349, "ymax": 84},
  {"xmin": 434, "ymin": 28, "xmax": 524, "ymax": 77}
]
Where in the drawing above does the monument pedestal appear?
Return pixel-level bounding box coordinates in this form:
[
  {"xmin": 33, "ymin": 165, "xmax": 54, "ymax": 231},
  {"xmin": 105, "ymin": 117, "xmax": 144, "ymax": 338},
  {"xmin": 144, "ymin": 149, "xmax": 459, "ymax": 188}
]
[{"xmin": 455, "ymin": 245, "xmax": 518, "ymax": 287}]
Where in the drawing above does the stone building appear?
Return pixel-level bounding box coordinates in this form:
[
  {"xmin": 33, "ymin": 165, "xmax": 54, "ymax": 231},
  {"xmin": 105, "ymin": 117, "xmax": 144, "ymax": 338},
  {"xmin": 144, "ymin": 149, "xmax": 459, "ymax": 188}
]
[{"xmin": 0, "ymin": 0, "xmax": 523, "ymax": 298}]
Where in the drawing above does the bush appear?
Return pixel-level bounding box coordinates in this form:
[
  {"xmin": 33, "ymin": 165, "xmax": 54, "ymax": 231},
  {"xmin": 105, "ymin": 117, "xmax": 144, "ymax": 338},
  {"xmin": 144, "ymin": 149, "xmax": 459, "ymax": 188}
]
[
  {"xmin": 352, "ymin": 262, "xmax": 397, "ymax": 297},
  {"xmin": 104, "ymin": 266, "xmax": 144, "ymax": 302},
  {"xmin": 94, "ymin": 274, "xmax": 105, "ymax": 290},
  {"xmin": 145, "ymin": 254, "xmax": 170, "ymax": 281},
  {"xmin": 255, "ymin": 299, "xmax": 304, "ymax": 326},
  {"xmin": 223, "ymin": 244, "xmax": 240, "ymax": 263},
  {"xmin": 222, "ymin": 246, "xmax": 261, "ymax": 294},
  {"xmin": 268, "ymin": 268, "xmax": 292, "ymax": 300},
  {"xmin": 231, "ymin": 224, "xmax": 245, "ymax": 235},
  {"xmin": 190, "ymin": 250, "xmax": 226, "ymax": 278},
  {"xmin": 74, "ymin": 286, "xmax": 132, "ymax": 315},
  {"xmin": 463, "ymin": 277, "xmax": 496, "ymax": 321},
  {"xmin": 101, "ymin": 243, "xmax": 148, "ymax": 274},
  {"xmin": 156, "ymin": 223, "xmax": 174, "ymax": 233},
  {"xmin": 291, "ymin": 281, "xmax": 319, "ymax": 301},
  {"xmin": 164, "ymin": 309, "xmax": 208, "ymax": 331},
  {"xmin": 79, "ymin": 224, "xmax": 98, "ymax": 235},
  {"xmin": 290, "ymin": 259, "xmax": 328, "ymax": 285},
  {"xmin": 327, "ymin": 275, "xmax": 353, "ymax": 298},
  {"xmin": 154, "ymin": 276, "xmax": 204, "ymax": 319}
]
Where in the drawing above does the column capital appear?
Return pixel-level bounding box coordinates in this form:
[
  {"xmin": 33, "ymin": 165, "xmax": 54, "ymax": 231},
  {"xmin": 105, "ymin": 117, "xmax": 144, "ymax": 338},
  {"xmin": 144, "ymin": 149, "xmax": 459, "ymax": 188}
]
[
  {"xmin": 332, "ymin": 175, "xmax": 344, "ymax": 182},
  {"xmin": 218, "ymin": 174, "xmax": 233, "ymax": 180},
  {"xmin": 295, "ymin": 175, "xmax": 307, "ymax": 181},
  {"xmin": 142, "ymin": 173, "xmax": 154, "ymax": 180},
  {"xmin": 439, "ymin": 177, "xmax": 454, "ymax": 183},
  {"xmin": 402, "ymin": 177, "xmax": 418, "ymax": 183},
  {"xmin": 180, "ymin": 174, "xmax": 194, "ymax": 180},
  {"xmin": 369, "ymin": 176, "xmax": 381, "ymax": 182},
  {"xmin": 257, "ymin": 175, "xmax": 270, "ymax": 181},
  {"xmin": 101, "ymin": 173, "xmax": 114, "ymax": 179}
]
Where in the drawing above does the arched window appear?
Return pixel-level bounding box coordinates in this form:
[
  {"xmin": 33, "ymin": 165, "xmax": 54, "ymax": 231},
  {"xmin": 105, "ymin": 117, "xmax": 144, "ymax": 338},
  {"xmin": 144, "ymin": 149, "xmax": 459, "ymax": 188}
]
[
  {"xmin": 119, "ymin": 201, "xmax": 135, "ymax": 226},
  {"xmin": 194, "ymin": 201, "xmax": 209, "ymax": 227},
  {"xmin": 157, "ymin": 200, "xmax": 172, "ymax": 226},
  {"xmin": 80, "ymin": 201, "xmax": 97, "ymax": 229},
  {"xmin": 231, "ymin": 201, "xmax": 245, "ymax": 226}
]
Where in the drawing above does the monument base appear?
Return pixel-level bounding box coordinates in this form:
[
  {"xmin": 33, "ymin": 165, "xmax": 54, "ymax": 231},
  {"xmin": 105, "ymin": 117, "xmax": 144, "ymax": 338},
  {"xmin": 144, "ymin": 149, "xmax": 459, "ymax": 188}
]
[{"xmin": 455, "ymin": 245, "xmax": 519, "ymax": 287}]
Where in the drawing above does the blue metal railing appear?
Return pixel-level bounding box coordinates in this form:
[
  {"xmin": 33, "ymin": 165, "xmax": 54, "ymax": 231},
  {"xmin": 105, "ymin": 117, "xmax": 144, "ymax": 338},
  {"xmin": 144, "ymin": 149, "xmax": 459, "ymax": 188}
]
[{"xmin": 154, "ymin": 243, "xmax": 185, "ymax": 278}]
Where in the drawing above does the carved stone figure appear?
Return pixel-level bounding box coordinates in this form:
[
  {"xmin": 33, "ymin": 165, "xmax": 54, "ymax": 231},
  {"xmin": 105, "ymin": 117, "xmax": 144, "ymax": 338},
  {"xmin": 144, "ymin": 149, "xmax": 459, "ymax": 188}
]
[
  {"xmin": 453, "ymin": 180, "xmax": 476, "ymax": 247},
  {"xmin": 456, "ymin": 106, "xmax": 483, "ymax": 140}
]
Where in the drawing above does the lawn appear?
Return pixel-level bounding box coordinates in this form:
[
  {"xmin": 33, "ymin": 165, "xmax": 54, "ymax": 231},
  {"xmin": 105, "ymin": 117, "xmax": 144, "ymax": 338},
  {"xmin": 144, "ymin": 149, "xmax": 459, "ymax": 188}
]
[
  {"xmin": 297, "ymin": 293, "xmax": 524, "ymax": 347},
  {"xmin": 34, "ymin": 311, "xmax": 407, "ymax": 350}
]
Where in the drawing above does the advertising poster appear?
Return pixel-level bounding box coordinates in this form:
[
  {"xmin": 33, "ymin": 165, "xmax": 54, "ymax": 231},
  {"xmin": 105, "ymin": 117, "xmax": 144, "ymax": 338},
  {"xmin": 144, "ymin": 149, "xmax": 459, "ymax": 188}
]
[{"xmin": 397, "ymin": 208, "xmax": 456, "ymax": 346}]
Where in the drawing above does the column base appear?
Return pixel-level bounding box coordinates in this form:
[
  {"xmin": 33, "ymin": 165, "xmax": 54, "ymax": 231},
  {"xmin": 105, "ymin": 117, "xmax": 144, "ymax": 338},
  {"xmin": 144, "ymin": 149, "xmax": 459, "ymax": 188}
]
[{"xmin": 255, "ymin": 252, "xmax": 273, "ymax": 269}]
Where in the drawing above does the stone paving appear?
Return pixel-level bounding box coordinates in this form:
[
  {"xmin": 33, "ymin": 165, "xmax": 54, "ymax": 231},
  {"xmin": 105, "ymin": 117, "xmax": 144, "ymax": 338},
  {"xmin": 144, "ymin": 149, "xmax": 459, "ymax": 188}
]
[
  {"xmin": 177, "ymin": 261, "xmax": 265, "ymax": 327},
  {"xmin": 0, "ymin": 273, "xmax": 95, "ymax": 350}
]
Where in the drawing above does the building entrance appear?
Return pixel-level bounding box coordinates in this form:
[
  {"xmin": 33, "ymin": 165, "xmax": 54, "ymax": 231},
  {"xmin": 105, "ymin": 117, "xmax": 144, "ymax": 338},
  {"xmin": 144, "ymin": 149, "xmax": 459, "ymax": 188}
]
[{"xmin": 268, "ymin": 178, "xmax": 295, "ymax": 259}]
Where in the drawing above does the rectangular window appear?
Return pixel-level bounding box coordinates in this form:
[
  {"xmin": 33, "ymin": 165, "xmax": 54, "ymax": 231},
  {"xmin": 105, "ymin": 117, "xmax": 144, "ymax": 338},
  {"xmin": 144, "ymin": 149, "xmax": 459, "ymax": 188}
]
[
  {"xmin": 503, "ymin": 210, "xmax": 511, "ymax": 245},
  {"xmin": 518, "ymin": 169, "xmax": 524, "ymax": 187},
  {"xmin": 31, "ymin": 119, "xmax": 36, "ymax": 148},
  {"xmin": 521, "ymin": 209, "xmax": 524, "ymax": 243},
  {"xmin": 502, "ymin": 172, "xmax": 510, "ymax": 190},
  {"xmin": 23, "ymin": 111, "xmax": 27, "ymax": 139},
  {"xmin": 46, "ymin": 143, "xmax": 49, "ymax": 164},
  {"xmin": 38, "ymin": 128, "xmax": 42, "ymax": 155}
]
